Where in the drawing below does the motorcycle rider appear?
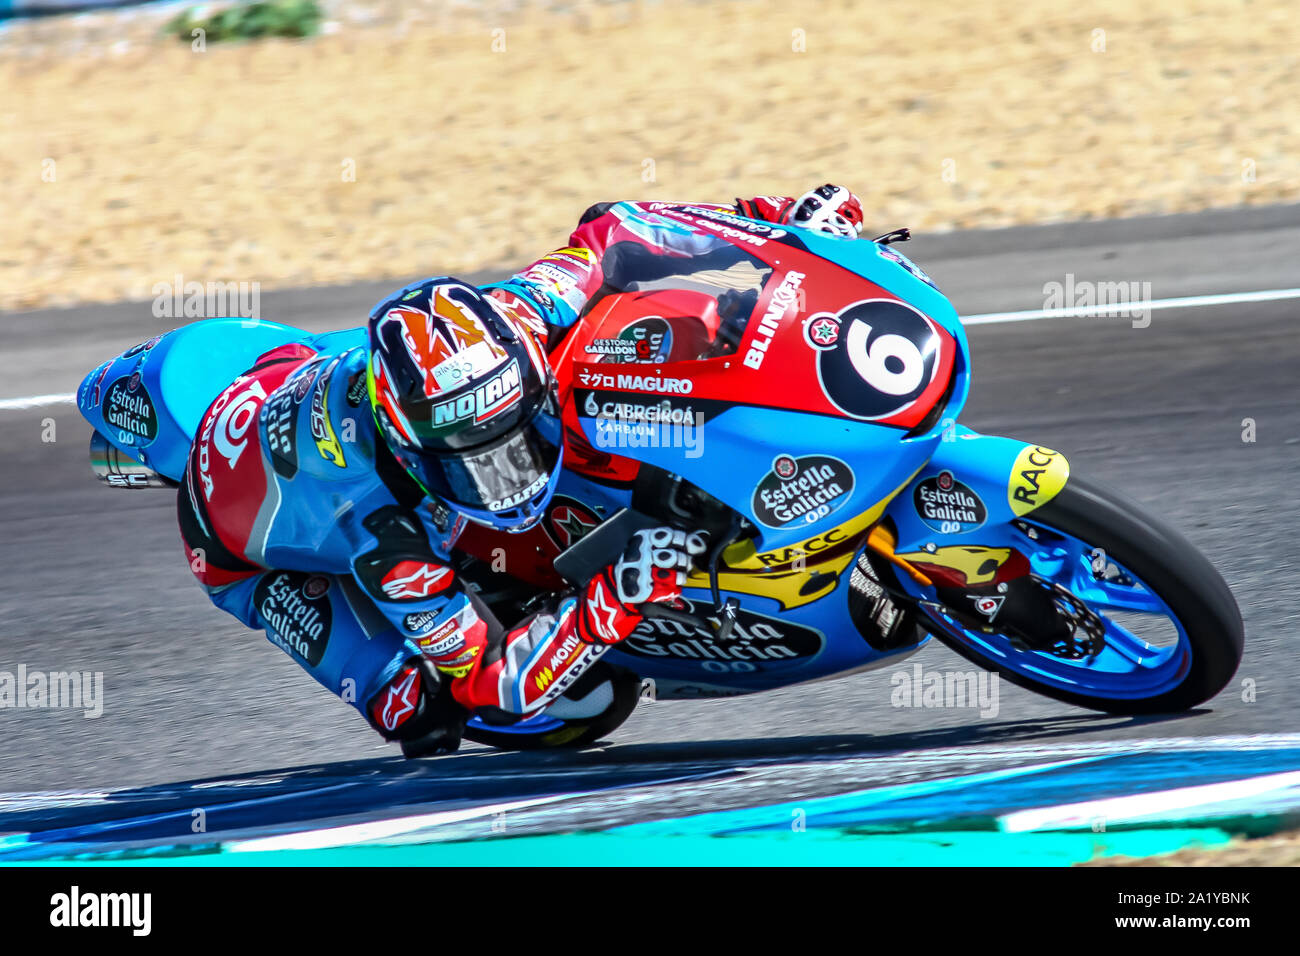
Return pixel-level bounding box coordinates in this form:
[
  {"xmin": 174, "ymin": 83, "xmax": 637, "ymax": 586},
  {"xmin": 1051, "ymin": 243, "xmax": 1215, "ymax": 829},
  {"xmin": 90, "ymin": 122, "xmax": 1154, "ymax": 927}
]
[{"xmin": 178, "ymin": 185, "xmax": 865, "ymax": 756}]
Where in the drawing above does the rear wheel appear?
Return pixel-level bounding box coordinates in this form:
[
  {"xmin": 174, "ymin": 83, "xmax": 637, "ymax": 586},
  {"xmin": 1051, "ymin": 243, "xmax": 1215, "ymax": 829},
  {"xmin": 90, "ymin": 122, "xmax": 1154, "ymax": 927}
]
[
  {"xmin": 461, "ymin": 662, "xmax": 641, "ymax": 750},
  {"xmin": 885, "ymin": 475, "xmax": 1244, "ymax": 714}
]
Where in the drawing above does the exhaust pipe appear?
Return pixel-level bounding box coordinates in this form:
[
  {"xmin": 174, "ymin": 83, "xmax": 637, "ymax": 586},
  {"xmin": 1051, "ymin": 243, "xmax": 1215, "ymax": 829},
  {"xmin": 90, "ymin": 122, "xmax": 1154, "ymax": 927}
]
[{"xmin": 89, "ymin": 430, "xmax": 176, "ymax": 489}]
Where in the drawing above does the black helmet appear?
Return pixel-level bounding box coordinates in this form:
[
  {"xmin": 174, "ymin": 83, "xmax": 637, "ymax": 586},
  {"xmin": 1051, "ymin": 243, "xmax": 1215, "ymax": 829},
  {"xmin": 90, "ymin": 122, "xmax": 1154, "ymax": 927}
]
[{"xmin": 366, "ymin": 278, "xmax": 562, "ymax": 531}]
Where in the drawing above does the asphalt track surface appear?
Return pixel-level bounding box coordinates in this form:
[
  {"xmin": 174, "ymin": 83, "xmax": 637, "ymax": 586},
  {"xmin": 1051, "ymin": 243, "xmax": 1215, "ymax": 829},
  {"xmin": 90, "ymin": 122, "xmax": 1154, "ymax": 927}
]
[{"xmin": 1, "ymin": 204, "xmax": 1297, "ymax": 829}]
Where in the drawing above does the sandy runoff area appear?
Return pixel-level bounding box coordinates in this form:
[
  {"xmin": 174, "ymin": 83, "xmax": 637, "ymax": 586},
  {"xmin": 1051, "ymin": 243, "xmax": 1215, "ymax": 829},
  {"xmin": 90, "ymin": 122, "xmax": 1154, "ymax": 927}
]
[{"xmin": 1, "ymin": 0, "xmax": 1297, "ymax": 311}]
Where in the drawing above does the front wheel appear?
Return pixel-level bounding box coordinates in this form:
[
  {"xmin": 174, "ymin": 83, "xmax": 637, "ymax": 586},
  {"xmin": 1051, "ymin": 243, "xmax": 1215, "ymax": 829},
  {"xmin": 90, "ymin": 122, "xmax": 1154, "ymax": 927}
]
[{"xmin": 890, "ymin": 475, "xmax": 1244, "ymax": 714}]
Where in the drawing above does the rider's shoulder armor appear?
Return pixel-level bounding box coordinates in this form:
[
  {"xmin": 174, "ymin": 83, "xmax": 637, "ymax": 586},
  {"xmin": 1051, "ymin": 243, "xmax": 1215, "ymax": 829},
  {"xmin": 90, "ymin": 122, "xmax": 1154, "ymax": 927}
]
[
  {"xmin": 259, "ymin": 346, "xmax": 377, "ymax": 486},
  {"xmin": 256, "ymin": 345, "xmax": 460, "ymax": 571},
  {"xmin": 257, "ymin": 347, "xmax": 388, "ymax": 567}
]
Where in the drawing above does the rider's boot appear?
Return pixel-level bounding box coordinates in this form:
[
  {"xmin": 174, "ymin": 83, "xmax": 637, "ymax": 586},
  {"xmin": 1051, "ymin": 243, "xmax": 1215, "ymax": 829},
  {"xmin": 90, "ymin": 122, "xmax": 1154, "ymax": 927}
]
[{"xmin": 367, "ymin": 657, "xmax": 469, "ymax": 757}]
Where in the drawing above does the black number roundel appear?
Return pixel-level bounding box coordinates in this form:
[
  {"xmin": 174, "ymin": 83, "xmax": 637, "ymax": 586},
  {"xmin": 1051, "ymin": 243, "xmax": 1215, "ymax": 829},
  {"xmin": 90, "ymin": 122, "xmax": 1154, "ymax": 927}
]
[{"xmin": 807, "ymin": 299, "xmax": 940, "ymax": 420}]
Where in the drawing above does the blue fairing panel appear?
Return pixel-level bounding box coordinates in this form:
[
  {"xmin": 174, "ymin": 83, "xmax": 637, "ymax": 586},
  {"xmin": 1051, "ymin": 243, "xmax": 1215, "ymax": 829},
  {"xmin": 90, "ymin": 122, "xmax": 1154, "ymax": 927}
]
[
  {"xmin": 883, "ymin": 426, "xmax": 1070, "ymax": 552},
  {"xmin": 77, "ymin": 318, "xmax": 309, "ymax": 482}
]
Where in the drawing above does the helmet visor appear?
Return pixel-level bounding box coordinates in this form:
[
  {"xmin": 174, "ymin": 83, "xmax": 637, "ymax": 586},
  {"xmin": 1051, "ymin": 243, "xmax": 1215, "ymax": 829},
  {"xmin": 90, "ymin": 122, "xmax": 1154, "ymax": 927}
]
[{"xmin": 404, "ymin": 409, "xmax": 561, "ymax": 515}]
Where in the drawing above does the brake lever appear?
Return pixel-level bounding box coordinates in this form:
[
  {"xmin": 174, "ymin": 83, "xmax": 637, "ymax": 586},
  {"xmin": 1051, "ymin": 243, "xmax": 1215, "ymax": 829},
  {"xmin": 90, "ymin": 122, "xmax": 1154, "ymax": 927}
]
[
  {"xmin": 705, "ymin": 512, "xmax": 742, "ymax": 615},
  {"xmin": 871, "ymin": 227, "xmax": 911, "ymax": 245},
  {"xmin": 713, "ymin": 597, "xmax": 740, "ymax": 641}
]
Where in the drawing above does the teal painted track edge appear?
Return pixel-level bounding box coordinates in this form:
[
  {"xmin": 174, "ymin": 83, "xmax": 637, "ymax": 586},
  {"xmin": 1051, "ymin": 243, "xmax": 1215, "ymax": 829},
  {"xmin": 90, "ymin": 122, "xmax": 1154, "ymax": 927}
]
[{"xmin": 5, "ymin": 827, "xmax": 1233, "ymax": 867}]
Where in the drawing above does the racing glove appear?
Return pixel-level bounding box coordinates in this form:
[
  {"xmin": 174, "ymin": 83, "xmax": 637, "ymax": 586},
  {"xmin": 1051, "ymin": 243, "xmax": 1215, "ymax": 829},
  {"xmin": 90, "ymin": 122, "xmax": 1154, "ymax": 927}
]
[
  {"xmin": 575, "ymin": 526, "xmax": 707, "ymax": 646},
  {"xmin": 784, "ymin": 184, "xmax": 864, "ymax": 238}
]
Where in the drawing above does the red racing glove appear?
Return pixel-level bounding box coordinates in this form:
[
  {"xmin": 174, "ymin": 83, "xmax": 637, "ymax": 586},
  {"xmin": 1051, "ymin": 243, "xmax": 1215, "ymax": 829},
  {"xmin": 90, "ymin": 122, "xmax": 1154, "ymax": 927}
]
[
  {"xmin": 576, "ymin": 527, "xmax": 707, "ymax": 645},
  {"xmin": 784, "ymin": 184, "xmax": 864, "ymax": 238}
]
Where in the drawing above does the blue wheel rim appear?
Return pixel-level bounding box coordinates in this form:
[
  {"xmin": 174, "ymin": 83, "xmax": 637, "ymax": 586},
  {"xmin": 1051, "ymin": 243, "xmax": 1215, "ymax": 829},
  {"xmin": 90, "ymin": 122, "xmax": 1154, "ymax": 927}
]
[{"xmin": 899, "ymin": 521, "xmax": 1193, "ymax": 700}]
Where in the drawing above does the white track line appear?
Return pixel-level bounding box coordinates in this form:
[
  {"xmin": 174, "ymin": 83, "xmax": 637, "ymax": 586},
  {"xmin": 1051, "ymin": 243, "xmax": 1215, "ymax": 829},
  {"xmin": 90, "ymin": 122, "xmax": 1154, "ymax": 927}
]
[
  {"xmin": 0, "ymin": 392, "xmax": 75, "ymax": 411},
  {"xmin": 2, "ymin": 286, "xmax": 1296, "ymax": 411},
  {"xmin": 961, "ymin": 286, "xmax": 1300, "ymax": 325},
  {"xmin": 225, "ymin": 793, "xmax": 579, "ymax": 852},
  {"xmin": 999, "ymin": 769, "xmax": 1300, "ymax": 833}
]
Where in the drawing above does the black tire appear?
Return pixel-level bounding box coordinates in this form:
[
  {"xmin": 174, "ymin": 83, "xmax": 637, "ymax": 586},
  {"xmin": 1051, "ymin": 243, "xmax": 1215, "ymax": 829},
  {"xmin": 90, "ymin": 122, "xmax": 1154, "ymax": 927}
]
[
  {"xmin": 911, "ymin": 475, "xmax": 1244, "ymax": 715},
  {"xmin": 461, "ymin": 662, "xmax": 641, "ymax": 751}
]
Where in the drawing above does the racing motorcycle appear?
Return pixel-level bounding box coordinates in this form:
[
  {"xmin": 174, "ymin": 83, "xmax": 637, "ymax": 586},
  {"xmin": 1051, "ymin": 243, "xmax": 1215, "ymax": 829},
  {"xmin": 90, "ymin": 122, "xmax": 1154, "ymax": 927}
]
[{"xmin": 79, "ymin": 208, "xmax": 1244, "ymax": 750}]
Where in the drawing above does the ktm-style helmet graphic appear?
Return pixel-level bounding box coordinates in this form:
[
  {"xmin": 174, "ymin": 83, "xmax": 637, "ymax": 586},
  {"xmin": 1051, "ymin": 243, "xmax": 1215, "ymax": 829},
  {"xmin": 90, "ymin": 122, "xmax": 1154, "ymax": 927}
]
[{"xmin": 366, "ymin": 278, "xmax": 562, "ymax": 532}]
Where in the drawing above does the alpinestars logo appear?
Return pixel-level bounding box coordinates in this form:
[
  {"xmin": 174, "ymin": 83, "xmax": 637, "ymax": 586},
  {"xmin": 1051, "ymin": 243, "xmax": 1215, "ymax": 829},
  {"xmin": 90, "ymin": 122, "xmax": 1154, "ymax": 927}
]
[
  {"xmin": 545, "ymin": 497, "xmax": 601, "ymax": 549},
  {"xmin": 553, "ymin": 510, "xmax": 595, "ymax": 545},
  {"xmin": 381, "ymin": 562, "xmax": 453, "ymax": 600},
  {"xmin": 586, "ymin": 579, "xmax": 621, "ymax": 642},
  {"xmin": 377, "ymin": 669, "xmax": 420, "ymax": 730}
]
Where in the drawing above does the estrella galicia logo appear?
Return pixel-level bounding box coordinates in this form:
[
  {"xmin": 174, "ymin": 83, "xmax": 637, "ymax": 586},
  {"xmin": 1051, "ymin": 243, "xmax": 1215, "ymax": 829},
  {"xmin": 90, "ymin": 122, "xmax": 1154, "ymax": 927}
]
[
  {"xmin": 619, "ymin": 599, "xmax": 824, "ymax": 668},
  {"xmin": 807, "ymin": 299, "xmax": 940, "ymax": 420},
  {"xmin": 751, "ymin": 454, "xmax": 854, "ymax": 528},
  {"xmin": 254, "ymin": 571, "xmax": 333, "ymax": 666},
  {"xmin": 914, "ymin": 470, "xmax": 986, "ymax": 533},
  {"xmin": 103, "ymin": 375, "xmax": 159, "ymax": 444},
  {"xmin": 403, "ymin": 609, "xmax": 440, "ymax": 636}
]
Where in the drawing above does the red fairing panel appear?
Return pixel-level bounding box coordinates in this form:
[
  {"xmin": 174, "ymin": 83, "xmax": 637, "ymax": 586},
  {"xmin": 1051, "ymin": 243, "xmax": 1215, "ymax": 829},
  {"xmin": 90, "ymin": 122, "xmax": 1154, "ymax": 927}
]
[{"xmin": 552, "ymin": 206, "xmax": 957, "ymax": 432}]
